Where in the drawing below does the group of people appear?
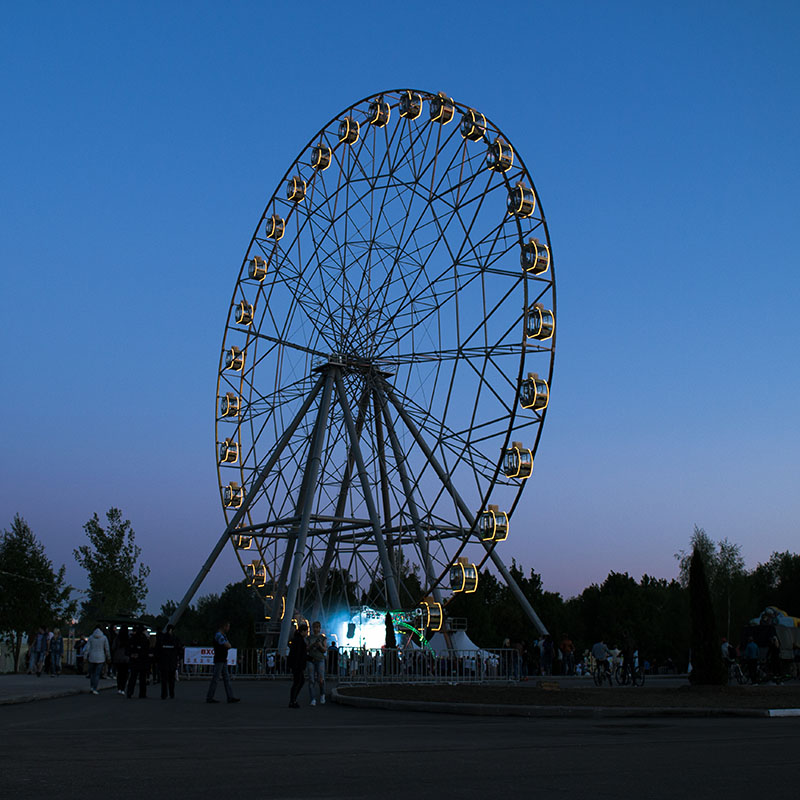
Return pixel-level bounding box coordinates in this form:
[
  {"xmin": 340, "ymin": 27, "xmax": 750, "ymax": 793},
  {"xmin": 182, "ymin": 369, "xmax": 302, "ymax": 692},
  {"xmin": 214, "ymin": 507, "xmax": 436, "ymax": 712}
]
[
  {"xmin": 26, "ymin": 626, "xmax": 65, "ymax": 677},
  {"xmin": 79, "ymin": 623, "xmax": 183, "ymax": 698},
  {"xmin": 286, "ymin": 620, "xmax": 327, "ymax": 708}
]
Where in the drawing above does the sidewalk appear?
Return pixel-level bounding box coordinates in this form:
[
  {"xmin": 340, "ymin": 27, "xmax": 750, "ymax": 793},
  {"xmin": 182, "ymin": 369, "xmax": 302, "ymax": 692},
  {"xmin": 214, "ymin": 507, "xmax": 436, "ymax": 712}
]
[
  {"xmin": 0, "ymin": 673, "xmax": 116, "ymax": 705},
  {"xmin": 333, "ymin": 680, "xmax": 800, "ymax": 719}
]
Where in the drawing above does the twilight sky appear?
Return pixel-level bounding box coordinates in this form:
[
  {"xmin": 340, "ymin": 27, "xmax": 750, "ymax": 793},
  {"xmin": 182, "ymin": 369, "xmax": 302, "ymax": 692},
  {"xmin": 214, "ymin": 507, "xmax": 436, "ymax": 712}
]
[{"xmin": 2, "ymin": 1, "xmax": 798, "ymax": 614}]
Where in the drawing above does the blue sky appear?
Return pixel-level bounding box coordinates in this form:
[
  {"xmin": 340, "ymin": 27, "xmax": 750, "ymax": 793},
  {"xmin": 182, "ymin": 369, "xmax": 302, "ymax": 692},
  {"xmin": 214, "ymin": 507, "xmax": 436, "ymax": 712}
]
[{"xmin": 2, "ymin": 1, "xmax": 798, "ymax": 613}]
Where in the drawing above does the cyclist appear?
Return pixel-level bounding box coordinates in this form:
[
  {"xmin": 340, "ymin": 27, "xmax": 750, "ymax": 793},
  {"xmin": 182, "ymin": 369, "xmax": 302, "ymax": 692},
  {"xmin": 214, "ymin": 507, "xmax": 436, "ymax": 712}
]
[{"xmin": 591, "ymin": 637, "xmax": 612, "ymax": 684}]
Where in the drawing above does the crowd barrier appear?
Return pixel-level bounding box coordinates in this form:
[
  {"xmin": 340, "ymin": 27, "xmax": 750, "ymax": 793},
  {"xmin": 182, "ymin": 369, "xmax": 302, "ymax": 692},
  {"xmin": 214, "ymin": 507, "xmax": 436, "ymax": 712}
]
[{"xmin": 180, "ymin": 647, "xmax": 521, "ymax": 685}]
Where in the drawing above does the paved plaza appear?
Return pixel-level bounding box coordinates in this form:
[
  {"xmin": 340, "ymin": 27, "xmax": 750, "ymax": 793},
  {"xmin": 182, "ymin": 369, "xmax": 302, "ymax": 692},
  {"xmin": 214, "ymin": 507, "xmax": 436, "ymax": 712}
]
[{"xmin": 2, "ymin": 678, "xmax": 799, "ymax": 798}]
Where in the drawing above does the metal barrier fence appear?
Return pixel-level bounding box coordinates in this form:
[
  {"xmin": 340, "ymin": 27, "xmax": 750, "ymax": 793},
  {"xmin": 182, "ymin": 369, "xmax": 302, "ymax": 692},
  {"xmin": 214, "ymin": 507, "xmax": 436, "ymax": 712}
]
[{"xmin": 179, "ymin": 647, "xmax": 521, "ymax": 685}]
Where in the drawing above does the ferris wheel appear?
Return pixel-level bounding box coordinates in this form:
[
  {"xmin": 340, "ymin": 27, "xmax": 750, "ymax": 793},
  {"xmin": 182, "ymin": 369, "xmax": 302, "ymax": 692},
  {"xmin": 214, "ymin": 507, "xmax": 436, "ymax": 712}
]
[{"xmin": 174, "ymin": 89, "xmax": 556, "ymax": 648}]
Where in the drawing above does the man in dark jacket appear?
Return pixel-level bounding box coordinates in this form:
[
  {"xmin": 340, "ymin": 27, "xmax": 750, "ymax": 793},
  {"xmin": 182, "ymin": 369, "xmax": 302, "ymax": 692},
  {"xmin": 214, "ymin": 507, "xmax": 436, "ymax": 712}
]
[
  {"xmin": 287, "ymin": 622, "xmax": 308, "ymax": 708},
  {"xmin": 156, "ymin": 624, "xmax": 181, "ymax": 699},
  {"xmin": 206, "ymin": 621, "xmax": 240, "ymax": 704},
  {"xmin": 126, "ymin": 624, "xmax": 151, "ymax": 699}
]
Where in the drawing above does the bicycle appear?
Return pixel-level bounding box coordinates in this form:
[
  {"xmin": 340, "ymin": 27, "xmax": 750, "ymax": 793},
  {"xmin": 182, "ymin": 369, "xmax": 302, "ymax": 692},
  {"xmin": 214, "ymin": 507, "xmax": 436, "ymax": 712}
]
[
  {"xmin": 615, "ymin": 660, "xmax": 646, "ymax": 687},
  {"xmin": 592, "ymin": 659, "xmax": 613, "ymax": 687},
  {"xmin": 726, "ymin": 659, "xmax": 746, "ymax": 685}
]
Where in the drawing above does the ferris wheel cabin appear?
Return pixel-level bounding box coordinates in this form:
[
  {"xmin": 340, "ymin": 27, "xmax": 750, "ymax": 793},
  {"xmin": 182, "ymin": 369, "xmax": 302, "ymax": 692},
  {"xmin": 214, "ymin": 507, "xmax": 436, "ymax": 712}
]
[
  {"xmin": 419, "ymin": 597, "xmax": 444, "ymax": 632},
  {"xmin": 219, "ymin": 392, "xmax": 240, "ymax": 418},
  {"xmin": 486, "ymin": 138, "xmax": 514, "ymax": 172},
  {"xmin": 526, "ymin": 303, "xmax": 555, "ymax": 341},
  {"xmin": 461, "ymin": 109, "xmax": 487, "ymax": 141},
  {"xmin": 310, "ymin": 144, "xmax": 332, "ymax": 170},
  {"xmin": 286, "ymin": 176, "xmax": 307, "ymax": 203},
  {"xmin": 367, "ymin": 99, "xmax": 391, "ymax": 127},
  {"xmin": 399, "ymin": 90, "xmax": 423, "ymax": 120},
  {"xmin": 520, "ymin": 372, "xmax": 549, "ymax": 411},
  {"xmin": 218, "ymin": 438, "xmax": 239, "ymax": 464},
  {"xmin": 248, "ymin": 256, "xmax": 267, "ymax": 281},
  {"xmin": 224, "ymin": 346, "xmax": 245, "ymax": 371},
  {"xmin": 479, "ymin": 504, "xmax": 509, "ymax": 542},
  {"xmin": 450, "ymin": 557, "xmax": 479, "ymax": 594},
  {"xmin": 235, "ymin": 300, "xmax": 254, "ymax": 326},
  {"xmin": 521, "ymin": 238, "xmax": 550, "ymax": 274},
  {"xmin": 338, "ymin": 116, "xmax": 360, "ymax": 144},
  {"xmin": 222, "ymin": 482, "xmax": 244, "ymax": 508},
  {"xmin": 503, "ymin": 441, "xmax": 533, "ymax": 479}
]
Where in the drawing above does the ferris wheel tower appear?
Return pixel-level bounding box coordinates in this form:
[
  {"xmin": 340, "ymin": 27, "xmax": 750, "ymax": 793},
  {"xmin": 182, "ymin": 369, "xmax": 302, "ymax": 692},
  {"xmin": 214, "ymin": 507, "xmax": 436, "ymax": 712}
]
[{"xmin": 170, "ymin": 89, "xmax": 556, "ymax": 650}]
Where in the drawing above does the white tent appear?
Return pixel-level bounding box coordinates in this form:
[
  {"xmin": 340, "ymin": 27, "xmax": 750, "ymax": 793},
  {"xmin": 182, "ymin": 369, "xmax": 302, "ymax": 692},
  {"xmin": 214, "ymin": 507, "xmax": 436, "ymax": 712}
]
[{"xmin": 427, "ymin": 630, "xmax": 483, "ymax": 654}]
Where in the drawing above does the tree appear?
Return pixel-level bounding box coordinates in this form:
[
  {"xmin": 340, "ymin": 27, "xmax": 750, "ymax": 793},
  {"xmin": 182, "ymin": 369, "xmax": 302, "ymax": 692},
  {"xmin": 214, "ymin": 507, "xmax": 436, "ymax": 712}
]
[
  {"xmin": 688, "ymin": 544, "xmax": 725, "ymax": 685},
  {"xmin": 0, "ymin": 515, "xmax": 76, "ymax": 671},
  {"xmin": 73, "ymin": 508, "xmax": 150, "ymax": 624},
  {"xmin": 676, "ymin": 525, "xmax": 746, "ymax": 639}
]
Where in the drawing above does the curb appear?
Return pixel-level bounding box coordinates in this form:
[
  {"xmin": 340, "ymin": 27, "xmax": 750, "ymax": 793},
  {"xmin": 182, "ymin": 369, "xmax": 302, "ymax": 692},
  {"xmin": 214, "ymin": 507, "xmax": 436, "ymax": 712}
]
[
  {"xmin": 0, "ymin": 684, "xmax": 117, "ymax": 706},
  {"xmin": 331, "ymin": 688, "xmax": 800, "ymax": 719}
]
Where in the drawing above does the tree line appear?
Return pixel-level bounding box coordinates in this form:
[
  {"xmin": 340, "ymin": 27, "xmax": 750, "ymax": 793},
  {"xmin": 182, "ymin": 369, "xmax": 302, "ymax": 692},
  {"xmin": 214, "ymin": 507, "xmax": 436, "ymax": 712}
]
[{"xmin": 2, "ymin": 511, "xmax": 798, "ymax": 673}]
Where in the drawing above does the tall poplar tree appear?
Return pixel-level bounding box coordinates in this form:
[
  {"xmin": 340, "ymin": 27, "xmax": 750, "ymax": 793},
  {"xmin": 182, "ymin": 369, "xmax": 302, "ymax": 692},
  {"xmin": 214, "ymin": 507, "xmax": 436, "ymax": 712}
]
[{"xmin": 74, "ymin": 508, "xmax": 150, "ymax": 624}]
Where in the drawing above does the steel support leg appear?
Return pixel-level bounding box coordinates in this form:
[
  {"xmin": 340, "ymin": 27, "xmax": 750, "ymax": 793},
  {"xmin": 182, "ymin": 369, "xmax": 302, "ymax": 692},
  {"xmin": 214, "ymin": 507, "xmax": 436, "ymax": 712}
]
[
  {"xmin": 375, "ymin": 386, "xmax": 444, "ymax": 606},
  {"xmin": 381, "ymin": 380, "xmax": 549, "ymax": 637},
  {"xmin": 167, "ymin": 374, "xmax": 326, "ymax": 630},
  {"xmin": 277, "ymin": 370, "xmax": 336, "ymax": 652},
  {"xmin": 334, "ymin": 372, "xmax": 401, "ymax": 610},
  {"xmin": 311, "ymin": 384, "xmax": 371, "ymax": 620}
]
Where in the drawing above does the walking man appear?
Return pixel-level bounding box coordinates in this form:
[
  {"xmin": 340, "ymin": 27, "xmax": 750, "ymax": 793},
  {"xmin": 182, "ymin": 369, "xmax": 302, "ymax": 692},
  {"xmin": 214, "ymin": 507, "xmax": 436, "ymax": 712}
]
[
  {"xmin": 287, "ymin": 622, "xmax": 308, "ymax": 708},
  {"xmin": 86, "ymin": 625, "xmax": 110, "ymax": 695},
  {"xmin": 206, "ymin": 621, "xmax": 240, "ymax": 704}
]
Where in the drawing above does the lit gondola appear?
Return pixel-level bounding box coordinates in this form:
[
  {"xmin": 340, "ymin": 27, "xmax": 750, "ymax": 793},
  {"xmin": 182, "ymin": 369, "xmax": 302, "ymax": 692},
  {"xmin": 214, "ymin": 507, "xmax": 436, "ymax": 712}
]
[
  {"xmin": 398, "ymin": 90, "xmax": 422, "ymax": 120},
  {"xmin": 264, "ymin": 595, "xmax": 285, "ymax": 621},
  {"xmin": 235, "ymin": 300, "xmax": 254, "ymax": 326},
  {"xmin": 219, "ymin": 437, "xmax": 239, "ymax": 464},
  {"xmin": 233, "ymin": 533, "xmax": 252, "ymax": 550},
  {"xmin": 520, "ymin": 372, "xmax": 549, "ymax": 411},
  {"xmin": 429, "ymin": 92, "xmax": 454, "ymax": 124},
  {"xmin": 245, "ymin": 560, "xmax": 267, "ymax": 588},
  {"xmin": 507, "ymin": 182, "xmax": 536, "ymax": 217},
  {"xmin": 479, "ymin": 504, "xmax": 509, "ymax": 542},
  {"xmin": 338, "ymin": 116, "xmax": 360, "ymax": 144},
  {"xmin": 248, "ymin": 255, "xmax": 267, "ymax": 281},
  {"xmin": 486, "ymin": 137, "xmax": 514, "ymax": 172},
  {"xmin": 224, "ymin": 346, "xmax": 245, "ymax": 371},
  {"xmin": 450, "ymin": 557, "xmax": 478, "ymax": 593},
  {"xmin": 222, "ymin": 481, "xmax": 244, "ymax": 508},
  {"xmin": 503, "ymin": 441, "xmax": 533, "ymax": 479},
  {"xmin": 367, "ymin": 98, "xmax": 390, "ymax": 127},
  {"xmin": 286, "ymin": 176, "xmax": 306, "ymax": 202},
  {"xmin": 265, "ymin": 214, "xmax": 285, "ymax": 240},
  {"xmin": 525, "ymin": 303, "xmax": 554, "ymax": 341},
  {"xmin": 311, "ymin": 144, "xmax": 332, "ymax": 170},
  {"xmin": 419, "ymin": 597, "xmax": 443, "ymax": 632},
  {"xmin": 220, "ymin": 392, "xmax": 240, "ymax": 418},
  {"xmin": 461, "ymin": 109, "xmax": 487, "ymax": 141},
  {"xmin": 521, "ymin": 237, "xmax": 550, "ymax": 274}
]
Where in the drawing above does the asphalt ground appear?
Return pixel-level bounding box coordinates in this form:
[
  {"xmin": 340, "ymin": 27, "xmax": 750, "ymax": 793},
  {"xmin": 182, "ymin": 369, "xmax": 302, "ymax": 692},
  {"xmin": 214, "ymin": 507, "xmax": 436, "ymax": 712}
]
[{"xmin": 2, "ymin": 679, "xmax": 799, "ymax": 799}]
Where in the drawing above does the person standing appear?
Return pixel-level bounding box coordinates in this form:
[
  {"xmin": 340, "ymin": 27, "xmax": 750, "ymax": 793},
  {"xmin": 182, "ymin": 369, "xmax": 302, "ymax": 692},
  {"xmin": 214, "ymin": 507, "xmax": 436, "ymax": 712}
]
[
  {"xmin": 126, "ymin": 624, "xmax": 150, "ymax": 699},
  {"xmin": 744, "ymin": 636, "xmax": 760, "ymax": 684},
  {"xmin": 560, "ymin": 634, "xmax": 575, "ymax": 676},
  {"xmin": 85, "ymin": 625, "xmax": 110, "ymax": 695},
  {"xmin": 112, "ymin": 627, "xmax": 130, "ymax": 695},
  {"xmin": 32, "ymin": 627, "xmax": 48, "ymax": 677},
  {"xmin": 156, "ymin": 624, "xmax": 181, "ymax": 700},
  {"xmin": 206, "ymin": 621, "xmax": 240, "ymax": 704},
  {"xmin": 49, "ymin": 629, "xmax": 64, "ymax": 677},
  {"xmin": 306, "ymin": 621, "xmax": 327, "ymax": 706},
  {"xmin": 287, "ymin": 622, "xmax": 308, "ymax": 708}
]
